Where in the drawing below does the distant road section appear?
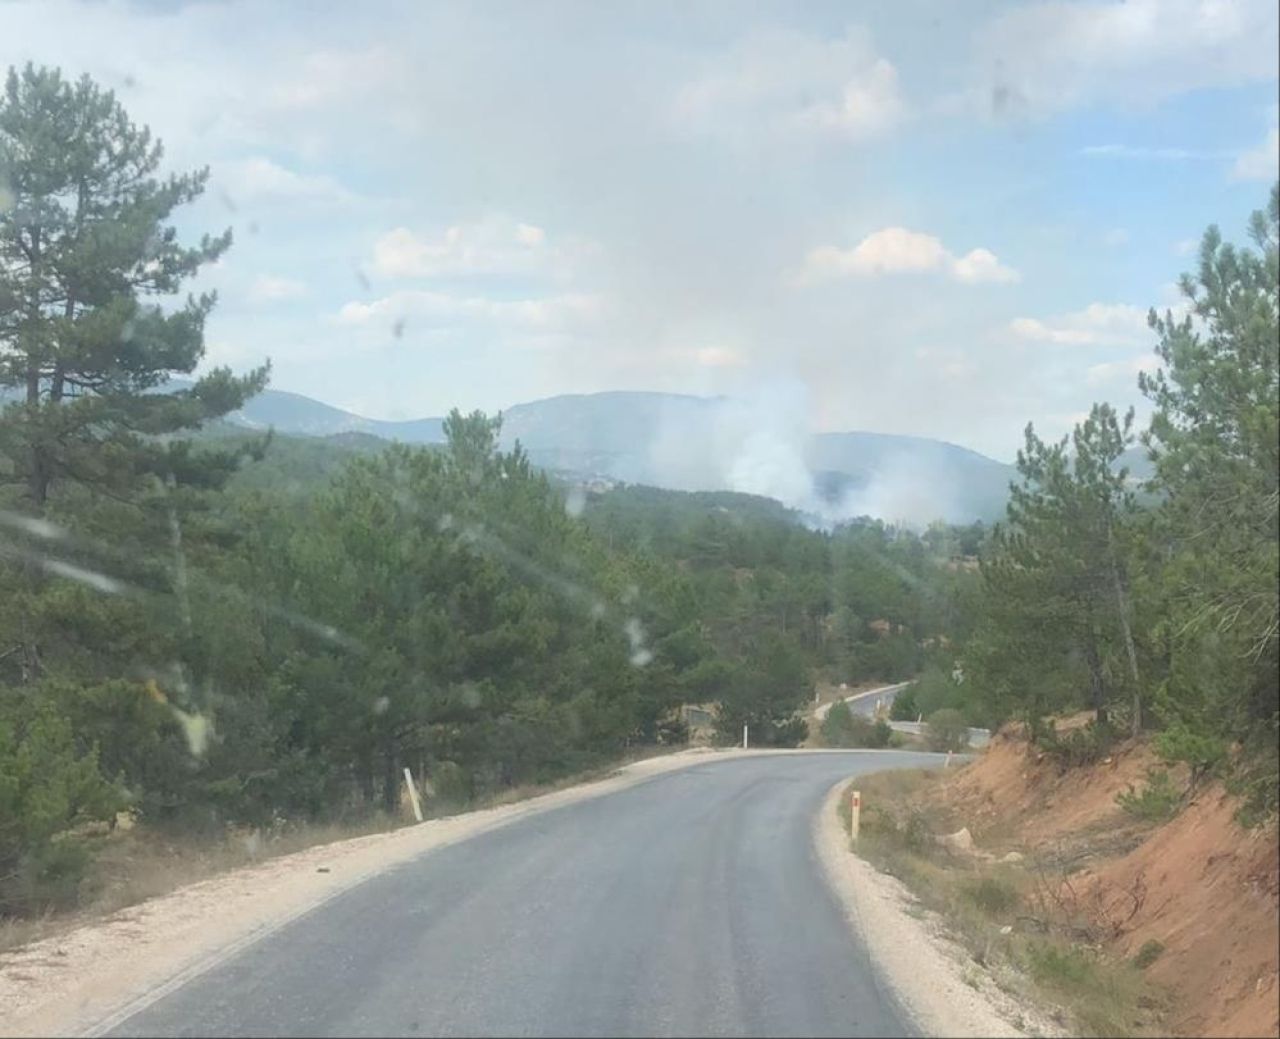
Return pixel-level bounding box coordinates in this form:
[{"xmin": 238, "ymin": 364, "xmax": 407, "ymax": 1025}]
[
  {"xmin": 813, "ymin": 681, "xmax": 991, "ymax": 748},
  {"xmin": 105, "ymin": 752, "xmax": 941, "ymax": 1038},
  {"xmin": 812, "ymin": 682, "xmax": 910, "ymax": 722}
]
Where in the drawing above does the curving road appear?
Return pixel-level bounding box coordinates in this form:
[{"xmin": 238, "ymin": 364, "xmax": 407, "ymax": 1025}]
[{"xmin": 105, "ymin": 751, "xmax": 941, "ymax": 1038}]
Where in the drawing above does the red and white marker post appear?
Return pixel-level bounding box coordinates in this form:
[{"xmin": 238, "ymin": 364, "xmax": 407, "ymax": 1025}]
[{"xmin": 850, "ymin": 789, "xmax": 861, "ymax": 841}]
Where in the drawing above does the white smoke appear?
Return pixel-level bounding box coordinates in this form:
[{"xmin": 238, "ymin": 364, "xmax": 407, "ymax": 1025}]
[{"xmin": 646, "ymin": 381, "xmax": 964, "ymax": 529}]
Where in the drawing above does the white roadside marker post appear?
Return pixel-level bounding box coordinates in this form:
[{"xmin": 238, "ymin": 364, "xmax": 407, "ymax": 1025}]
[
  {"xmin": 403, "ymin": 766, "xmax": 423, "ymax": 823},
  {"xmin": 743, "ymin": 724, "xmax": 749, "ymax": 750},
  {"xmin": 944, "ymin": 750, "xmax": 953, "ymax": 770},
  {"xmin": 850, "ymin": 790, "xmax": 861, "ymax": 842}
]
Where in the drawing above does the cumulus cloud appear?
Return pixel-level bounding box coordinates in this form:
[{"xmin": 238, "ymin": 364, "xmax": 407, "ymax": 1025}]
[
  {"xmin": 1010, "ymin": 303, "xmax": 1151, "ymax": 346},
  {"xmin": 214, "ymin": 157, "xmax": 357, "ymax": 208},
  {"xmin": 968, "ymin": 0, "xmax": 1278, "ymax": 117},
  {"xmin": 692, "ymin": 346, "xmax": 744, "ymax": 368},
  {"xmin": 369, "ymin": 217, "xmax": 588, "ymax": 281},
  {"xmin": 674, "ymin": 26, "xmax": 905, "ymax": 141},
  {"xmin": 248, "ymin": 275, "xmax": 308, "ymax": 303},
  {"xmin": 336, "ymin": 289, "xmax": 602, "ymax": 332},
  {"xmin": 1087, "ymin": 355, "xmax": 1161, "ymax": 385},
  {"xmin": 267, "ymin": 47, "xmax": 407, "ymax": 112},
  {"xmin": 1080, "ymin": 143, "xmax": 1225, "ymax": 161},
  {"xmin": 1232, "ymin": 120, "xmax": 1280, "ymax": 181},
  {"xmin": 950, "ymin": 247, "xmax": 1021, "ymax": 285},
  {"xmin": 799, "ymin": 228, "xmax": 1018, "ymax": 285}
]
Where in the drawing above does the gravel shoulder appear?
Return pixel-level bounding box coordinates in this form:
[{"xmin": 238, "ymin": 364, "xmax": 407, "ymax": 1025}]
[{"xmin": 814, "ymin": 780, "xmax": 1062, "ymax": 1038}]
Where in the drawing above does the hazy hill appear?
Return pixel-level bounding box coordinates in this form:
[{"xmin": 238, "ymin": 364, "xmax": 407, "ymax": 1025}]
[{"xmin": 4, "ymin": 383, "xmax": 1019, "ymax": 524}]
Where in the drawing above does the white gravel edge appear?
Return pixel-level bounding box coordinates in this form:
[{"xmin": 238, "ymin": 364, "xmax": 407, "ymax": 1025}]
[{"xmin": 813, "ymin": 779, "xmax": 1061, "ymax": 1039}]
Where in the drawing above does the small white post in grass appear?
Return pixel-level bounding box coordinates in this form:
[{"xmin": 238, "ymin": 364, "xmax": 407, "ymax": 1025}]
[
  {"xmin": 742, "ymin": 724, "xmax": 749, "ymax": 749},
  {"xmin": 850, "ymin": 789, "xmax": 861, "ymax": 842},
  {"xmin": 944, "ymin": 751, "xmax": 953, "ymax": 770},
  {"xmin": 403, "ymin": 766, "xmax": 423, "ymax": 822}
]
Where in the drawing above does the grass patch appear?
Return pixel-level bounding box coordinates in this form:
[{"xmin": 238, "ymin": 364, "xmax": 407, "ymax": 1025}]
[
  {"xmin": 840, "ymin": 768, "xmax": 1167, "ymax": 1037},
  {"xmin": 1020, "ymin": 941, "xmax": 1151, "ymax": 1037},
  {"xmin": 960, "ymin": 874, "xmax": 1020, "ymax": 917}
]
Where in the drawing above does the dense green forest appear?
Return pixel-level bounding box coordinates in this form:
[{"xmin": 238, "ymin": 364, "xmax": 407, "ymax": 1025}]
[
  {"xmin": 0, "ymin": 68, "xmax": 978, "ymax": 913},
  {"xmin": 956, "ymin": 187, "xmax": 1279, "ymax": 823},
  {"xmin": 1, "ymin": 65, "xmax": 1275, "ymax": 918}
]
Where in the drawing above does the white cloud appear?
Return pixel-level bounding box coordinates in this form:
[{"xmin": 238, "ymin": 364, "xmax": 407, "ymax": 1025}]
[
  {"xmin": 214, "ymin": 157, "xmax": 356, "ymax": 208},
  {"xmin": 1173, "ymin": 237, "xmax": 1199, "ymax": 256},
  {"xmin": 969, "ymin": 0, "xmax": 1278, "ymax": 117},
  {"xmin": 248, "ymin": 275, "xmax": 308, "ymax": 304},
  {"xmin": 1080, "ymin": 143, "xmax": 1226, "ymax": 161},
  {"xmin": 693, "ymin": 346, "xmax": 744, "ymax": 368},
  {"xmin": 336, "ymin": 289, "xmax": 602, "ymax": 332},
  {"xmin": 267, "ymin": 48, "xmax": 406, "ymax": 112},
  {"xmin": 1232, "ymin": 122, "xmax": 1280, "ymax": 181},
  {"xmin": 951, "ymin": 247, "xmax": 1021, "ymax": 285},
  {"xmin": 1103, "ymin": 228, "xmax": 1131, "ymax": 248},
  {"xmin": 914, "ymin": 346, "xmax": 975, "ymax": 380},
  {"xmin": 369, "ymin": 217, "xmax": 585, "ymax": 280},
  {"xmin": 1010, "ymin": 303, "xmax": 1151, "ymax": 346},
  {"xmin": 792, "ymin": 59, "xmax": 905, "ymax": 137},
  {"xmin": 1086, "ymin": 355, "xmax": 1161, "ymax": 385},
  {"xmin": 515, "ymin": 223, "xmax": 546, "ymax": 247},
  {"xmin": 675, "ymin": 27, "xmax": 906, "ymax": 141},
  {"xmin": 800, "ymin": 228, "xmax": 1019, "ymax": 285}
]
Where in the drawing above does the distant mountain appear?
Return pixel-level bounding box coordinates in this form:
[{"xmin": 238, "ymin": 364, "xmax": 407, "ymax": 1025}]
[
  {"xmin": 235, "ymin": 389, "xmax": 1014, "ymax": 525},
  {"xmin": 1118, "ymin": 444, "xmax": 1157, "ymax": 482},
  {"xmin": 225, "ymin": 386, "xmax": 446, "ymax": 443},
  {"xmin": 2, "ymin": 382, "xmax": 1019, "ymax": 525}
]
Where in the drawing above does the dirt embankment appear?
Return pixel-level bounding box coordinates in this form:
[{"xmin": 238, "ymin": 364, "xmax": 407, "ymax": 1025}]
[{"xmin": 934, "ymin": 721, "xmax": 1279, "ymax": 1038}]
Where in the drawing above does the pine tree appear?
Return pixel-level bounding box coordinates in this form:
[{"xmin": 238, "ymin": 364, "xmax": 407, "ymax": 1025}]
[{"xmin": 0, "ymin": 64, "xmax": 266, "ymax": 509}]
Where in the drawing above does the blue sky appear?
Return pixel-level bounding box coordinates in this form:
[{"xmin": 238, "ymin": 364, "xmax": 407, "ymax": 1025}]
[{"xmin": 2, "ymin": 0, "xmax": 1276, "ymax": 460}]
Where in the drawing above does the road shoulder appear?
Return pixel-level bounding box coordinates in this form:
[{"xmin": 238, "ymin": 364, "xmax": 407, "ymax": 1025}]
[{"xmin": 813, "ymin": 780, "xmax": 1057, "ymax": 1038}]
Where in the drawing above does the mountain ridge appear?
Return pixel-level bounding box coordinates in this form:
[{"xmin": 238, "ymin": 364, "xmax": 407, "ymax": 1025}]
[
  {"xmin": 219, "ymin": 386, "xmax": 1014, "ymax": 524},
  {"xmin": 1, "ymin": 382, "xmax": 1016, "ymax": 524}
]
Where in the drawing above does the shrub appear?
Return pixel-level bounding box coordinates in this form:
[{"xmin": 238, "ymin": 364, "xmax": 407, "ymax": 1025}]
[
  {"xmin": 1038, "ymin": 718, "xmax": 1118, "ymax": 769},
  {"xmin": 1133, "ymin": 939, "xmax": 1165, "ymax": 970},
  {"xmin": 889, "ymin": 684, "xmax": 919, "ymax": 721},
  {"xmin": 1154, "ymin": 725, "xmax": 1227, "ymax": 782},
  {"xmin": 0, "ymin": 697, "xmax": 121, "ymax": 914},
  {"xmin": 960, "ymin": 874, "xmax": 1020, "ymax": 917},
  {"xmin": 901, "ymin": 806, "xmax": 931, "ymax": 852},
  {"xmin": 1116, "ymin": 768, "xmax": 1182, "ymax": 822},
  {"xmin": 925, "ymin": 708, "xmax": 969, "ymax": 752},
  {"xmin": 1027, "ymin": 941, "xmax": 1098, "ymax": 989},
  {"xmin": 821, "ymin": 701, "xmax": 893, "ymax": 748},
  {"xmin": 910, "ymin": 666, "xmax": 960, "ymax": 718}
]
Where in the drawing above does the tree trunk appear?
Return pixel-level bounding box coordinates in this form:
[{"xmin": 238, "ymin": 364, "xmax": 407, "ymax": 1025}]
[
  {"xmin": 358, "ymin": 748, "xmax": 375, "ymax": 806},
  {"xmin": 380, "ymin": 732, "xmax": 399, "ymax": 815},
  {"xmin": 25, "ymin": 366, "xmax": 49, "ymax": 507},
  {"xmin": 1106, "ymin": 525, "xmax": 1142, "ymax": 737},
  {"xmin": 1084, "ymin": 631, "xmax": 1108, "ymax": 726}
]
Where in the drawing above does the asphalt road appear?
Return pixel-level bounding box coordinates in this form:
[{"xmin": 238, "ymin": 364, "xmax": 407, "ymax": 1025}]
[
  {"xmin": 107, "ymin": 751, "xmax": 941, "ymax": 1039},
  {"xmin": 812, "ymin": 683, "xmax": 909, "ymax": 722}
]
